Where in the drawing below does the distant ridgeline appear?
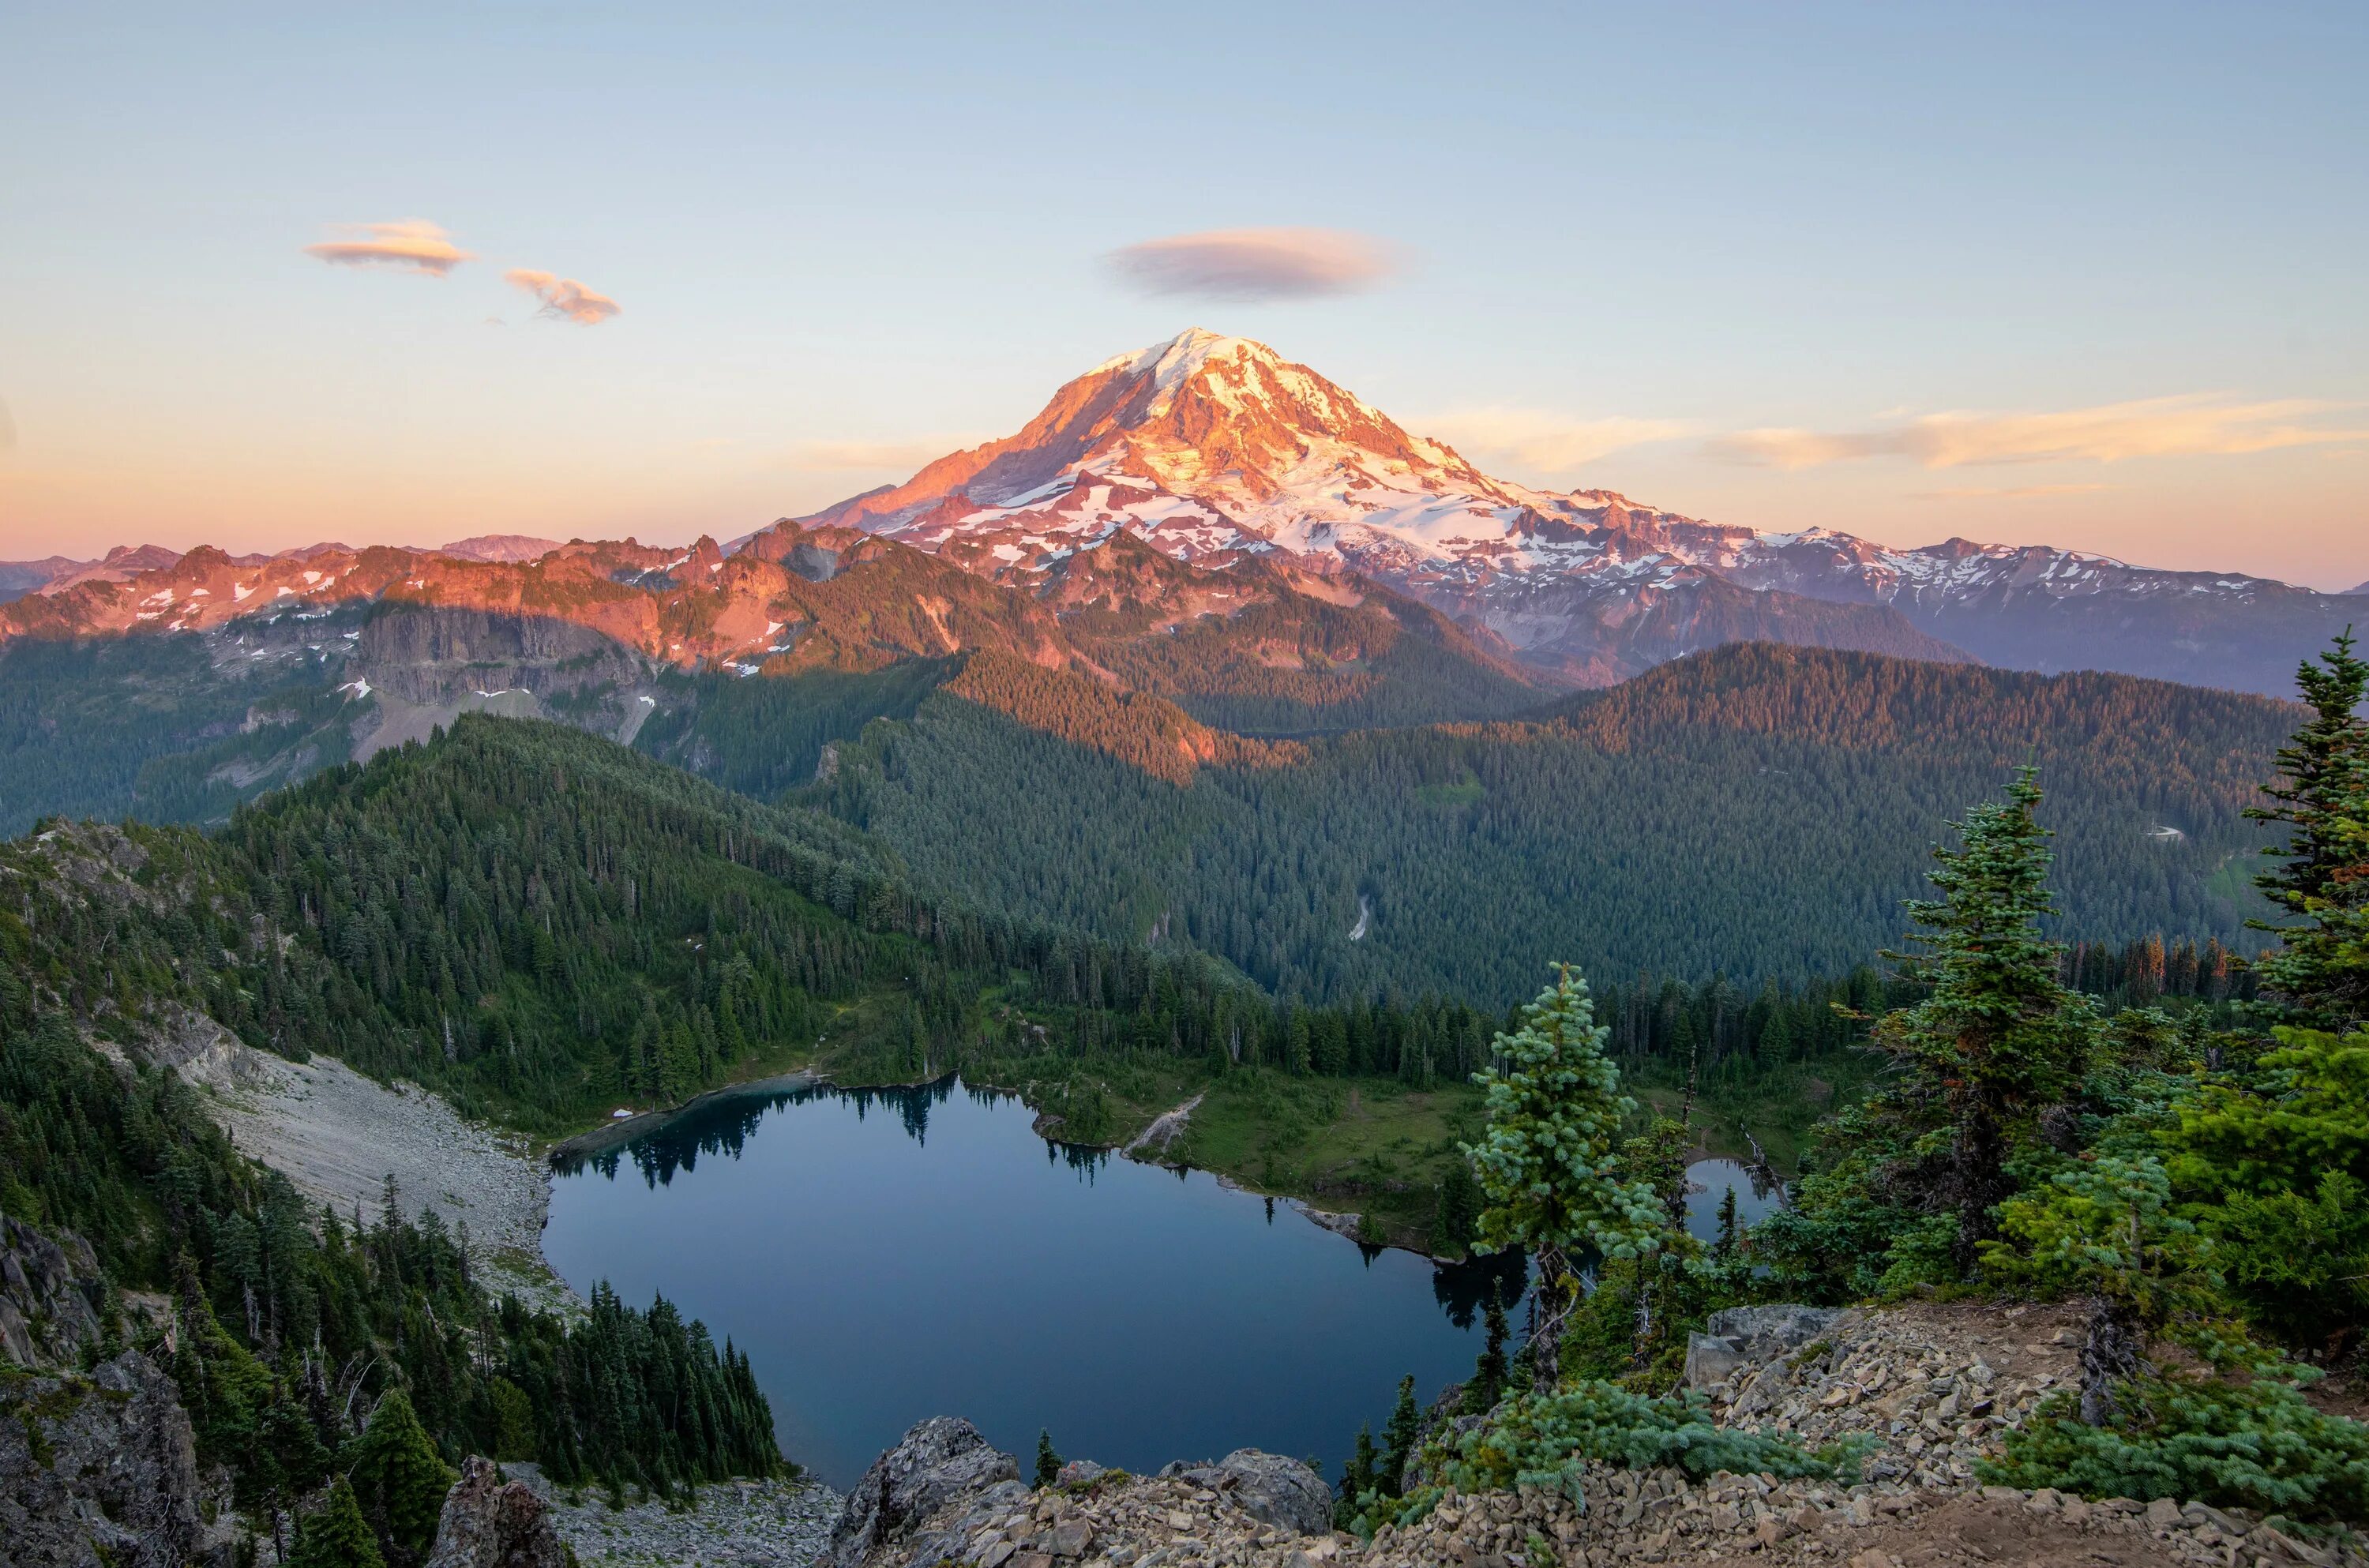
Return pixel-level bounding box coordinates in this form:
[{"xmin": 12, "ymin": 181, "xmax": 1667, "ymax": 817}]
[{"xmin": 779, "ymin": 644, "xmax": 2294, "ymax": 1004}]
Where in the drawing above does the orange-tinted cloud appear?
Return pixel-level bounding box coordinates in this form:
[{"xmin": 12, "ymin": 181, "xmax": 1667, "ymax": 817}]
[
  {"xmin": 1106, "ymin": 228, "xmax": 1394, "ymax": 302},
  {"xmin": 303, "ymin": 219, "xmax": 472, "ymax": 276},
  {"xmin": 1421, "ymin": 407, "xmax": 1691, "ymax": 472},
  {"xmin": 1713, "ymin": 395, "xmax": 2369, "ymax": 470},
  {"xmin": 505, "ymin": 268, "xmax": 622, "ymax": 325}
]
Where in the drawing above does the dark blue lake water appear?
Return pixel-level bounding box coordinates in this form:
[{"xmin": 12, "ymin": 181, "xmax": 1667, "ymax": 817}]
[
  {"xmin": 543, "ymin": 1077, "xmax": 1776, "ymax": 1489},
  {"xmin": 543, "ymin": 1078, "xmax": 1526, "ymax": 1488}
]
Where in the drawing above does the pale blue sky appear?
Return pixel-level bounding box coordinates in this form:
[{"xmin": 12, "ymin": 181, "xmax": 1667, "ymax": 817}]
[{"xmin": 3, "ymin": 2, "xmax": 2363, "ymax": 584}]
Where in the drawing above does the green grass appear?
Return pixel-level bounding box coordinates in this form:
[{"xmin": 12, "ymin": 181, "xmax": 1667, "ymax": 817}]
[
  {"xmin": 1627, "ymin": 1046, "xmax": 1883, "ymax": 1172},
  {"xmin": 1172, "ymin": 1069, "xmax": 1487, "ymax": 1250}
]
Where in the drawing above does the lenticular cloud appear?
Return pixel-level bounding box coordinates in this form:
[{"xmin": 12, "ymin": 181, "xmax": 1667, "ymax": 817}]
[
  {"xmin": 505, "ymin": 269, "xmax": 623, "ymax": 325},
  {"xmin": 1106, "ymin": 228, "xmax": 1394, "ymax": 302},
  {"xmin": 303, "ymin": 220, "xmax": 472, "ymax": 276}
]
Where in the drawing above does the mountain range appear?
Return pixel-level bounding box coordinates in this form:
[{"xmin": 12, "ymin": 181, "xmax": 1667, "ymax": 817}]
[{"xmin": 4, "ymin": 327, "xmax": 2360, "ymax": 704}]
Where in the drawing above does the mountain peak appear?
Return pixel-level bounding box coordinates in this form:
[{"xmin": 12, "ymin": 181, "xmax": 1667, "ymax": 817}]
[{"xmin": 1094, "ymin": 328, "xmax": 1280, "ymax": 398}]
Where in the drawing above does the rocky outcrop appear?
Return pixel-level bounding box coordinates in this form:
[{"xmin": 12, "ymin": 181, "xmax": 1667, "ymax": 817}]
[
  {"xmin": 1684, "ymin": 1302, "xmax": 1843, "ymax": 1390},
  {"xmin": 422, "ymin": 1456, "xmax": 572, "ymax": 1568},
  {"xmin": 0, "ymin": 1350, "xmax": 231, "ymax": 1568},
  {"xmin": 0, "ymin": 1217, "xmax": 107, "ymax": 1371},
  {"xmin": 355, "ymin": 604, "xmax": 647, "ymax": 705},
  {"xmin": 1153, "ymin": 1450, "xmax": 1332, "ymax": 1536},
  {"xmin": 825, "ymin": 1416, "xmax": 1023, "ymax": 1568}
]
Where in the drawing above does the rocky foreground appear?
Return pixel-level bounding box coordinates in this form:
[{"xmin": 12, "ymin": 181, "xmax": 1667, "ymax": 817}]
[{"xmin": 824, "ymin": 1303, "xmax": 2366, "ymax": 1568}]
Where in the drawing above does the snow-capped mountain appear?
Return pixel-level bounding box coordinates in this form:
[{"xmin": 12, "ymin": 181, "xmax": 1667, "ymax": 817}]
[{"xmin": 801, "ymin": 328, "xmax": 2359, "ymax": 695}]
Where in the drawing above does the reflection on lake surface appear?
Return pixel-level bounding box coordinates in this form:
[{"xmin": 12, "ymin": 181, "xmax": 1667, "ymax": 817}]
[
  {"xmin": 1683, "ymin": 1156, "xmax": 1786, "ymax": 1240},
  {"xmin": 545, "ymin": 1077, "xmax": 1526, "ymax": 1488}
]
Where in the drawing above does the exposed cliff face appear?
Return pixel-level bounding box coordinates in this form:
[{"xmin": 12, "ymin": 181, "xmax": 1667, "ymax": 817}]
[
  {"xmin": 353, "ymin": 602, "xmax": 654, "ymax": 705},
  {"xmin": 0, "ymin": 1351, "xmax": 234, "ymax": 1568},
  {"xmin": 0, "ymin": 1217, "xmax": 107, "ymax": 1372}
]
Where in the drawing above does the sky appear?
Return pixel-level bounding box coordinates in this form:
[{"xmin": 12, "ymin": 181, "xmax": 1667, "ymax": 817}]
[{"xmin": 2, "ymin": 3, "xmax": 2364, "ymax": 588}]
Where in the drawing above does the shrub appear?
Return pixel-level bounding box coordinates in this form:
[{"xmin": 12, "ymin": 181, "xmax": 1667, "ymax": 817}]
[
  {"xmin": 1981, "ymin": 1377, "xmax": 2369, "ymax": 1524},
  {"xmin": 1368, "ymin": 1379, "xmax": 1869, "ymax": 1526}
]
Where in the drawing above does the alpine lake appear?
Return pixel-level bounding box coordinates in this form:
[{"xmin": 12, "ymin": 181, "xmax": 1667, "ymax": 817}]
[{"xmin": 543, "ymin": 1077, "xmax": 1778, "ymax": 1487}]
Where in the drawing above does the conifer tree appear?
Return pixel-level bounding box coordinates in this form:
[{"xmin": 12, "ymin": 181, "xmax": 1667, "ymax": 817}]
[
  {"xmin": 1432, "ymin": 1157, "xmax": 1483, "ymax": 1258},
  {"xmin": 1465, "ymin": 965, "xmax": 1664, "ymax": 1390},
  {"xmin": 1379, "ymin": 1375, "xmax": 1421, "ymax": 1496},
  {"xmin": 2246, "ymin": 629, "xmax": 2368, "ymax": 1031},
  {"xmin": 1034, "ymin": 1429, "xmax": 1062, "ymax": 1487},
  {"xmin": 1714, "ymin": 1186, "xmax": 1740, "ymax": 1261},
  {"xmin": 347, "ymin": 1388, "xmax": 457, "ymax": 1566},
  {"xmin": 285, "ymin": 1479, "xmax": 387, "ymax": 1568},
  {"xmin": 1464, "ymin": 1282, "xmax": 1511, "ymax": 1416},
  {"xmin": 1336, "ymin": 1424, "xmax": 1381, "ymax": 1526},
  {"xmin": 1872, "ymin": 769, "xmax": 2094, "ymax": 1273}
]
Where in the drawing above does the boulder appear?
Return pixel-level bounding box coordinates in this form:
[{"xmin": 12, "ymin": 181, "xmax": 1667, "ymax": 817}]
[
  {"xmin": 1686, "ymin": 1306, "xmax": 1843, "ymax": 1390},
  {"xmin": 826, "ymin": 1417, "xmax": 1020, "ymax": 1568},
  {"xmin": 1684, "ymin": 1331, "xmax": 1751, "ymax": 1390},
  {"xmin": 423, "ymin": 1456, "xmax": 571, "ymax": 1568},
  {"xmin": 1706, "ymin": 1304, "xmax": 1843, "ymax": 1361},
  {"xmin": 1154, "ymin": 1450, "xmax": 1331, "ymax": 1537},
  {"xmin": 0, "ymin": 1350, "xmax": 230, "ymax": 1568}
]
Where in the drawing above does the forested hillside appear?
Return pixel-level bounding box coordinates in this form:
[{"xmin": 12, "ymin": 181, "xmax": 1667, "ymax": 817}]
[{"xmin": 801, "ymin": 644, "xmax": 2292, "ymax": 1003}]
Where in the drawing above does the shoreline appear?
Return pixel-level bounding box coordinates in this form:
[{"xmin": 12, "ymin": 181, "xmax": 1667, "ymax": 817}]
[{"xmin": 544, "ymin": 1068, "xmax": 820, "ymax": 1166}]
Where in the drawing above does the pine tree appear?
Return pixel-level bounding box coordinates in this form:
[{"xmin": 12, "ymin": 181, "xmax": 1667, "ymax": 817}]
[
  {"xmin": 1464, "ymin": 1282, "xmax": 1511, "ymax": 1415},
  {"xmin": 347, "ymin": 1388, "xmax": 457, "ymax": 1566},
  {"xmin": 1714, "ymin": 1187, "xmax": 1740, "ymax": 1261},
  {"xmin": 1336, "ymin": 1424, "xmax": 1381, "ymax": 1526},
  {"xmin": 2246, "ymin": 630, "xmax": 2369, "ymax": 1031},
  {"xmin": 285, "ymin": 1479, "xmax": 387, "ymax": 1568},
  {"xmin": 1034, "ymin": 1429, "xmax": 1062, "ymax": 1488},
  {"xmin": 1432, "ymin": 1157, "xmax": 1483, "ymax": 1258},
  {"xmin": 1465, "ymin": 965, "xmax": 1664, "ymax": 1391},
  {"xmin": 1379, "ymin": 1375, "xmax": 1421, "ymax": 1496},
  {"xmin": 1872, "ymin": 768, "xmax": 2095, "ymax": 1274}
]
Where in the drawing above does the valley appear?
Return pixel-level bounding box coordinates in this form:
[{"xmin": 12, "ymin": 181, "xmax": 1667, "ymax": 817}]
[{"xmin": 1, "ymin": 326, "xmax": 2362, "ymax": 1568}]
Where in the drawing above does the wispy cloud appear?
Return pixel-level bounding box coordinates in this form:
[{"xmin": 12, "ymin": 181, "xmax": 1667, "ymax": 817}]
[
  {"xmin": 505, "ymin": 269, "xmax": 622, "ymax": 325},
  {"xmin": 1106, "ymin": 228, "xmax": 1395, "ymax": 302},
  {"xmin": 1421, "ymin": 407, "xmax": 1692, "ymax": 472},
  {"xmin": 303, "ymin": 219, "xmax": 472, "ymax": 276},
  {"xmin": 1711, "ymin": 394, "xmax": 2369, "ymax": 470},
  {"xmin": 1915, "ymin": 483, "xmax": 2116, "ymax": 501}
]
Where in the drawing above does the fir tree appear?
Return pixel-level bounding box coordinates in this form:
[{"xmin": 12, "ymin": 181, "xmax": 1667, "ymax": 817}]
[
  {"xmin": 1981, "ymin": 1153, "xmax": 2218, "ymax": 1424},
  {"xmin": 347, "ymin": 1388, "xmax": 457, "ymax": 1567},
  {"xmin": 1872, "ymin": 768, "xmax": 2094, "ymax": 1274},
  {"xmin": 1335, "ymin": 1424, "xmax": 1381, "ymax": 1527},
  {"xmin": 285, "ymin": 1479, "xmax": 387, "ymax": 1568},
  {"xmin": 1034, "ymin": 1429, "xmax": 1062, "ymax": 1488},
  {"xmin": 1379, "ymin": 1375, "xmax": 1421, "ymax": 1496},
  {"xmin": 1713, "ymin": 1186, "xmax": 1740, "ymax": 1261},
  {"xmin": 2246, "ymin": 629, "xmax": 2368, "ymax": 1031},
  {"xmin": 1432, "ymin": 1157, "xmax": 1483, "ymax": 1258},
  {"xmin": 1466, "ymin": 965, "xmax": 1664, "ymax": 1391},
  {"xmin": 1464, "ymin": 1282, "xmax": 1511, "ymax": 1416}
]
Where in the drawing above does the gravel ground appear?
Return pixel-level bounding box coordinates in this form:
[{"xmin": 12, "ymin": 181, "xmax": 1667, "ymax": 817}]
[
  {"xmin": 186, "ymin": 1041, "xmax": 573, "ymax": 1311},
  {"xmin": 507, "ymin": 1463, "xmax": 842, "ymax": 1566}
]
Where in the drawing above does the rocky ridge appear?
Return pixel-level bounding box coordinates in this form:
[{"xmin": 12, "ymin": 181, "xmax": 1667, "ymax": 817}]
[{"xmin": 829, "ymin": 1304, "xmax": 2363, "ymax": 1568}]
